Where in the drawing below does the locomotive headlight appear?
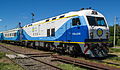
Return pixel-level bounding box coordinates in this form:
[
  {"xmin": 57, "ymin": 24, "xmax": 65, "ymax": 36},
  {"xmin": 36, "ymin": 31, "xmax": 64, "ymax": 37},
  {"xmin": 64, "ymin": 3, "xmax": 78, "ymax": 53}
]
[
  {"xmin": 90, "ymin": 32, "xmax": 94, "ymax": 39},
  {"xmin": 106, "ymin": 32, "xmax": 109, "ymax": 39}
]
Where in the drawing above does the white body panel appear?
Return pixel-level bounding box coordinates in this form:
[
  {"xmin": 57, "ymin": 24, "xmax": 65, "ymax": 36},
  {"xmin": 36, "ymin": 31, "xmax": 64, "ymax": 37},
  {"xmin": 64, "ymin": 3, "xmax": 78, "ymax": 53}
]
[{"xmin": 23, "ymin": 17, "xmax": 71, "ymax": 37}]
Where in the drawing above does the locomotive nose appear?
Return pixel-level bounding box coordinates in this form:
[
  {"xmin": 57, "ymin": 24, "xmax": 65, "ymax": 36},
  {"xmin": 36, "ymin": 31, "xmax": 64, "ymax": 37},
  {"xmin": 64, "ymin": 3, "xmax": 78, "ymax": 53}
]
[{"xmin": 89, "ymin": 27, "xmax": 109, "ymax": 40}]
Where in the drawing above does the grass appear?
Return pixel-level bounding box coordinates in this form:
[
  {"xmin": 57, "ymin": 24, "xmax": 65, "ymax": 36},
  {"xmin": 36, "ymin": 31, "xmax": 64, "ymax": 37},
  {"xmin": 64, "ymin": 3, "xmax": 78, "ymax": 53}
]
[
  {"xmin": 102, "ymin": 56, "xmax": 120, "ymax": 67},
  {"xmin": 57, "ymin": 63, "xmax": 87, "ymax": 70},
  {"xmin": 104, "ymin": 48, "xmax": 120, "ymax": 65},
  {"xmin": 109, "ymin": 36, "xmax": 120, "ymax": 46},
  {"xmin": 117, "ymin": 39, "xmax": 120, "ymax": 46},
  {"xmin": 115, "ymin": 45, "xmax": 120, "ymax": 47},
  {"xmin": 0, "ymin": 52, "xmax": 24, "ymax": 70},
  {"xmin": 0, "ymin": 63, "xmax": 23, "ymax": 70},
  {"xmin": 0, "ymin": 52, "xmax": 5, "ymax": 58},
  {"xmin": 109, "ymin": 48, "xmax": 120, "ymax": 53},
  {"xmin": 107, "ymin": 57, "xmax": 120, "ymax": 61}
]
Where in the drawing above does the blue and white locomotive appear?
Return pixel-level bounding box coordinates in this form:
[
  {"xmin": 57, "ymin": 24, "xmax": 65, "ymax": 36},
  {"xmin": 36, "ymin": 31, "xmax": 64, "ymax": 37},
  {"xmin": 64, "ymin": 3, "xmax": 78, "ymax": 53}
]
[{"xmin": 0, "ymin": 8, "xmax": 110, "ymax": 57}]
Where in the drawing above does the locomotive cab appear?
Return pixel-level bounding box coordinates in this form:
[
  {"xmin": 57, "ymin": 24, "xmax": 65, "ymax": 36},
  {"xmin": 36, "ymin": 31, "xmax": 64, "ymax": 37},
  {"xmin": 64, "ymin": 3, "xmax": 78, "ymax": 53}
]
[
  {"xmin": 87, "ymin": 16, "xmax": 109, "ymax": 40},
  {"xmin": 82, "ymin": 10, "xmax": 110, "ymax": 57}
]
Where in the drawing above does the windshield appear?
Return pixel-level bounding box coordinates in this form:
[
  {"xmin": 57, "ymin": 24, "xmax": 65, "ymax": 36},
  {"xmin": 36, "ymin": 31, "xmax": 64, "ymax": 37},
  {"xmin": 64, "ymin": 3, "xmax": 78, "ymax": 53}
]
[{"xmin": 87, "ymin": 16, "xmax": 107, "ymax": 26}]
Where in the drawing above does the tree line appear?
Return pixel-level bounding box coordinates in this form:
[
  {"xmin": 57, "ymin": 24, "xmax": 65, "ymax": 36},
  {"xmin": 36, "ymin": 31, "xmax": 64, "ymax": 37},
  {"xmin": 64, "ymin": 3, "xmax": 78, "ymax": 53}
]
[{"xmin": 109, "ymin": 24, "xmax": 120, "ymax": 46}]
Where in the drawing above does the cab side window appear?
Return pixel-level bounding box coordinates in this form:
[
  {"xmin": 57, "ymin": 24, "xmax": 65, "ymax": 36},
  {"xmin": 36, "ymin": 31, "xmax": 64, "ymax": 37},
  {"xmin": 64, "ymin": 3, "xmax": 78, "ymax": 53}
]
[
  {"xmin": 47, "ymin": 29, "xmax": 50, "ymax": 37},
  {"xmin": 72, "ymin": 18, "xmax": 81, "ymax": 26},
  {"xmin": 51, "ymin": 28, "xmax": 55, "ymax": 36}
]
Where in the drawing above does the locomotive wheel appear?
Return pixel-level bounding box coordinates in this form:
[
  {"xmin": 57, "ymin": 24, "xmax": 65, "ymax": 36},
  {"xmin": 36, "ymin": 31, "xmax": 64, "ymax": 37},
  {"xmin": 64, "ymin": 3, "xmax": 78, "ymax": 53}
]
[
  {"xmin": 66, "ymin": 44, "xmax": 83, "ymax": 57},
  {"xmin": 44, "ymin": 43, "xmax": 51, "ymax": 50}
]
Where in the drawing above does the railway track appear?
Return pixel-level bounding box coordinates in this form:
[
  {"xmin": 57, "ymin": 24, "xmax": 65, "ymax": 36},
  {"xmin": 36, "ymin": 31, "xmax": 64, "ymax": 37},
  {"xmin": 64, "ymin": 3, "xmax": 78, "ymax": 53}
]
[
  {"xmin": 0, "ymin": 43, "xmax": 120, "ymax": 70},
  {"xmin": 95, "ymin": 60, "xmax": 120, "ymax": 66},
  {"xmin": 52, "ymin": 55, "xmax": 120, "ymax": 70},
  {"xmin": 0, "ymin": 44, "xmax": 62, "ymax": 70}
]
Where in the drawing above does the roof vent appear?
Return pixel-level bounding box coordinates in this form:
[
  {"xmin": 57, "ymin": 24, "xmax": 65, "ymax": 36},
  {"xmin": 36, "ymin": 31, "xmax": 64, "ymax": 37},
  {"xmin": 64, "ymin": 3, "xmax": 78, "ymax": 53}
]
[
  {"xmin": 86, "ymin": 7, "xmax": 92, "ymax": 10},
  {"xmin": 80, "ymin": 8, "xmax": 84, "ymax": 10},
  {"xmin": 89, "ymin": 7, "xmax": 92, "ymax": 9}
]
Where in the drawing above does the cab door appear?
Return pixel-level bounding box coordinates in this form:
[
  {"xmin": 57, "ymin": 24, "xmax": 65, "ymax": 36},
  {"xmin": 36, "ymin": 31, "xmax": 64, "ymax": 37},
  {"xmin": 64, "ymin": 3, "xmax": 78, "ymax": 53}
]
[
  {"xmin": 70, "ymin": 17, "xmax": 81, "ymax": 42},
  {"xmin": 66, "ymin": 17, "xmax": 81, "ymax": 42}
]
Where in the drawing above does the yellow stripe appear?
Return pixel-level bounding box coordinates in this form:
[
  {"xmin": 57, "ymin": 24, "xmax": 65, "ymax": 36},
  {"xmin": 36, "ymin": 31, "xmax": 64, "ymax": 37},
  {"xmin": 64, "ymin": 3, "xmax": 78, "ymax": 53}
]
[
  {"xmin": 22, "ymin": 40, "xmax": 111, "ymax": 44},
  {"xmin": 23, "ymin": 15, "xmax": 78, "ymax": 28},
  {"xmin": 22, "ymin": 40, "xmax": 85, "ymax": 44},
  {"xmin": 2, "ymin": 40, "xmax": 111, "ymax": 44}
]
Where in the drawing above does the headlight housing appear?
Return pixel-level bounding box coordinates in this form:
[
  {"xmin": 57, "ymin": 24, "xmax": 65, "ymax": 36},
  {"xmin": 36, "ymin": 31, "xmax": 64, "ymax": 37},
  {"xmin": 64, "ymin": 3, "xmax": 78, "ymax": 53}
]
[
  {"xmin": 106, "ymin": 32, "xmax": 109, "ymax": 39},
  {"xmin": 90, "ymin": 32, "xmax": 94, "ymax": 39}
]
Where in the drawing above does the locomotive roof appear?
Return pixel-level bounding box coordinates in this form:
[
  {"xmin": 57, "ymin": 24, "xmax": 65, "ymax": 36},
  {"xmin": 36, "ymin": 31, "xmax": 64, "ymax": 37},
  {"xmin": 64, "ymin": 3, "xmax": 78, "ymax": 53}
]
[{"xmin": 24, "ymin": 9, "xmax": 104, "ymax": 28}]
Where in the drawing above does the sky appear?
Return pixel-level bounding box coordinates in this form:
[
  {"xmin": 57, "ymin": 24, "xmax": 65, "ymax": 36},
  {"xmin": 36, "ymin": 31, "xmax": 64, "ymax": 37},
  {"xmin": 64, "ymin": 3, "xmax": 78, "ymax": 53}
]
[{"xmin": 0, "ymin": 0, "xmax": 120, "ymax": 31}]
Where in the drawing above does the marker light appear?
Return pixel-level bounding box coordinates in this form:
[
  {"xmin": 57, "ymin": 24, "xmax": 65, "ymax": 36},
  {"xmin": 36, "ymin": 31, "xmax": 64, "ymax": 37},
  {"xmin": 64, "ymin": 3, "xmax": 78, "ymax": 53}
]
[
  {"xmin": 90, "ymin": 32, "xmax": 94, "ymax": 39},
  {"xmin": 106, "ymin": 32, "xmax": 109, "ymax": 39}
]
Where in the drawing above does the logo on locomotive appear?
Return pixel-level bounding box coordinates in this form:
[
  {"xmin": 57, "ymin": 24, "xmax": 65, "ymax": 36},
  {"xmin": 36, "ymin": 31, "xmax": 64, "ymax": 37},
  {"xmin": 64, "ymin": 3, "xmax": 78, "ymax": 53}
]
[{"xmin": 97, "ymin": 28, "xmax": 103, "ymax": 37}]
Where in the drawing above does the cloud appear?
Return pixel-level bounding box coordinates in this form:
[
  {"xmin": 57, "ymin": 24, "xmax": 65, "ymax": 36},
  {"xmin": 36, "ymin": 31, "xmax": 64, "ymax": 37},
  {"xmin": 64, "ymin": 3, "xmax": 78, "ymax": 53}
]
[{"xmin": 0, "ymin": 19, "xmax": 2, "ymax": 22}]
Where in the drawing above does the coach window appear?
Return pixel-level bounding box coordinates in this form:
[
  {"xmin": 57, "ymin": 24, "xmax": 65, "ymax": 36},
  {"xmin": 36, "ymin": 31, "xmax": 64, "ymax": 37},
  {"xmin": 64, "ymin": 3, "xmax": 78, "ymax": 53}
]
[
  {"xmin": 14, "ymin": 33, "xmax": 16, "ymax": 36},
  {"xmin": 12, "ymin": 33, "xmax": 14, "ymax": 36},
  {"xmin": 72, "ymin": 18, "xmax": 81, "ymax": 26},
  {"xmin": 47, "ymin": 29, "xmax": 50, "ymax": 37},
  {"xmin": 11, "ymin": 33, "xmax": 12, "ymax": 36},
  {"xmin": 11, "ymin": 33, "xmax": 13, "ymax": 36},
  {"xmin": 51, "ymin": 28, "xmax": 55, "ymax": 36}
]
